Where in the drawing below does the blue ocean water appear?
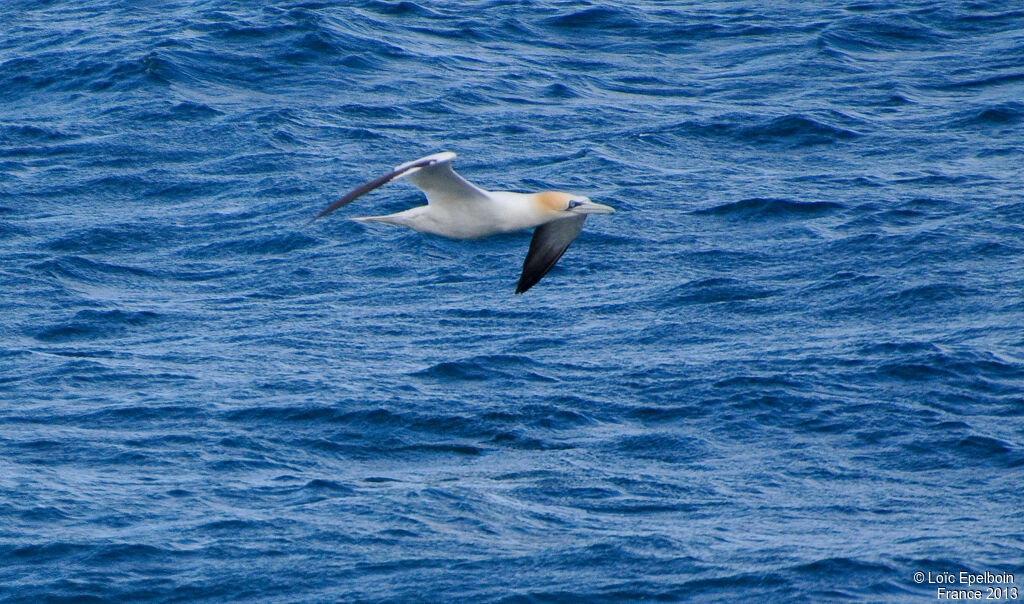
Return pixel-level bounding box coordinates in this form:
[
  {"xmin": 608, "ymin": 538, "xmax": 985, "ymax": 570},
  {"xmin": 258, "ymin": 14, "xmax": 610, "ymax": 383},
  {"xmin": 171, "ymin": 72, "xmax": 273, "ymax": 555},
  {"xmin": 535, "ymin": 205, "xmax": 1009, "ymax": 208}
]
[{"xmin": 2, "ymin": 0, "xmax": 1023, "ymax": 601}]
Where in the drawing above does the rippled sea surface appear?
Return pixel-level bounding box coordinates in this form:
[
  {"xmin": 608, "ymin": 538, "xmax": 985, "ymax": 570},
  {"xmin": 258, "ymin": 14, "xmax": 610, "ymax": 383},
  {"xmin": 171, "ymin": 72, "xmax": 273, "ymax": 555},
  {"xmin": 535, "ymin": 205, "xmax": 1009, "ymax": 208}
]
[{"xmin": 3, "ymin": 1, "xmax": 1023, "ymax": 601}]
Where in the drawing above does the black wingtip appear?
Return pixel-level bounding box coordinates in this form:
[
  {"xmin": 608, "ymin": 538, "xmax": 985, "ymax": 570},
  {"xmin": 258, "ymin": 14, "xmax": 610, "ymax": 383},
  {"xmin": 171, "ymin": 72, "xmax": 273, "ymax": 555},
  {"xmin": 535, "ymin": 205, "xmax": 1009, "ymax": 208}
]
[
  {"xmin": 307, "ymin": 206, "xmax": 332, "ymax": 225},
  {"xmin": 514, "ymin": 274, "xmax": 535, "ymax": 294},
  {"xmin": 309, "ymin": 157, "xmax": 437, "ymax": 226},
  {"xmin": 305, "ymin": 209, "xmax": 331, "ymax": 227}
]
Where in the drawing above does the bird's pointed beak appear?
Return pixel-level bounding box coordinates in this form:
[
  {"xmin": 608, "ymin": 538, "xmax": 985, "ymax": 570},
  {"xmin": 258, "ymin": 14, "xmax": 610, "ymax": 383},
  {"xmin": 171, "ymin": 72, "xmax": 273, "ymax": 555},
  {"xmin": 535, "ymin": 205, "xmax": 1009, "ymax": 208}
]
[{"xmin": 571, "ymin": 200, "xmax": 615, "ymax": 214}]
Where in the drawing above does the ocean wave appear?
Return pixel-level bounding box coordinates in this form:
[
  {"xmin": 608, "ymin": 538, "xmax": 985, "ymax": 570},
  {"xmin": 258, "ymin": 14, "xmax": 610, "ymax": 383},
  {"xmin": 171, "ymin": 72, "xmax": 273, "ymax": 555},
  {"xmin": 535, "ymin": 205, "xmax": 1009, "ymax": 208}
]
[
  {"xmin": 179, "ymin": 231, "xmax": 319, "ymax": 259},
  {"xmin": 670, "ymin": 113, "xmax": 860, "ymax": 147},
  {"xmin": 951, "ymin": 101, "xmax": 1024, "ymax": 127},
  {"xmin": 34, "ymin": 309, "xmax": 161, "ymax": 342},
  {"xmin": 661, "ymin": 277, "xmax": 775, "ymax": 305},
  {"xmin": 411, "ymin": 354, "xmax": 559, "ymax": 383},
  {"xmin": 27, "ymin": 255, "xmax": 158, "ymax": 289},
  {"xmin": 695, "ymin": 198, "xmax": 845, "ymax": 219},
  {"xmin": 541, "ymin": 6, "xmax": 641, "ymax": 32},
  {"xmin": 819, "ymin": 15, "xmax": 952, "ymax": 52}
]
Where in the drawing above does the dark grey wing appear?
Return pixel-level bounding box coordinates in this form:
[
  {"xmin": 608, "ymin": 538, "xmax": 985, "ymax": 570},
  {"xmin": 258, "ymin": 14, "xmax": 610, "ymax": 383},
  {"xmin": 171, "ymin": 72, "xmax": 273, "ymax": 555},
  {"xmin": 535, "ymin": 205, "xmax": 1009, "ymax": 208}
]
[
  {"xmin": 515, "ymin": 214, "xmax": 587, "ymax": 294},
  {"xmin": 308, "ymin": 157, "xmax": 435, "ymax": 224}
]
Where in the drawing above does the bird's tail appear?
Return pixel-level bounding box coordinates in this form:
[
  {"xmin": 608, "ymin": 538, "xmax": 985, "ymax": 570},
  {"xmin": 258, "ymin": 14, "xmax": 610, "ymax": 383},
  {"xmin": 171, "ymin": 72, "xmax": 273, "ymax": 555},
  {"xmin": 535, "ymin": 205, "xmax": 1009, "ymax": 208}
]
[{"xmin": 351, "ymin": 214, "xmax": 405, "ymax": 227}]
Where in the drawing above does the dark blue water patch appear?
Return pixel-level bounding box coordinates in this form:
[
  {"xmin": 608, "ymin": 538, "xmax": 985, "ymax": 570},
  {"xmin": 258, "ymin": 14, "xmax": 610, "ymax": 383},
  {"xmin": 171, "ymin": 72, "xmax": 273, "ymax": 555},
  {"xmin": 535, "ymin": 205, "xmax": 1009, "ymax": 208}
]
[
  {"xmin": 890, "ymin": 281, "xmax": 982, "ymax": 303},
  {"xmin": 4, "ymin": 504, "xmax": 72, "ymax": 523},
  {"xmin": 944, "ymin": 6, "xmax": 1024, "ymax": 33},
  {"xmin": 0, "ymin": 220, "xmax": 29, "ymax": 240},
  {"xmin": 785, "ymin": 558, "xmax": 908, "ymax": 600},
  {"xmin": 488, "ymin": 432, "xmax": 571, "ymax": 451},
  {"xmin": 862, "ymin": 346, "xmax": 1024, "ymax": 399},
  {"xmin": 542, "ymin": 6, "xmax": 638, "ymax": 31},
  {"xmin": 893, "ymin": 434, "xmax": 1024, "ymax": 471},
  {"xmin": 659, "ymin": 277, "xmax": 776, "ymax": 305},
  {"xmin": 45, "ymin": 223, "xmax": 161, "ymax": 254},
  {"xmin": 70, "ymin": 403, "xmax": 206, "ymax": 427},
  {"xmin": 143, "ymin": 100, "xmax": 225, "ymax": 122},
  {"xmin": 872, "ymin": 207, "xmax": 926, "ymax": 226},
  {"xmin": 695, "ymin": 197, "xmax": 845, "ymax": 220},
  {"xmin": 670, "ymin": 112, "xmax": 860, "ymax": 147},
  {"xmin": 192, "ymin": 8, "xmax": 341, "ymax": 51},
  {"xmin": 486, "ymin": 403, "xmax": 595, "ymax": 430},
  {"xmin": 602, "ymin": 78, "xmax": 705, "ymax": 99},
  {"xmin": 0, "ymin": 124, "xmax": 79, "ymax": 146},
  {"xmin": 3, "ymin": 541, "xmax": 94, "ymax": 566},
  {"xmin": 800, "ymin": 270, "xmax": 883, "ymax": 293},
  {"xmin": 934, "ymin": 70, "xmax": 1024, "ymax": 91},
  {"xmin": 30, "ymin": 307, "xmax": 160, "ymax": 341},
  {"xmin": 397, "ymin": 442, "xmax": 485, "ymax": 456},
  {"xmin": 743, "ymin": 114, "xmax": 860, "ymax": 145},
  {"xmin": 252, "ymin": 107, "xmax": 308, "ymax": 129},
  {"xmin": 411, "ymin": 354, "xmax": 560, "ymax": 383},
  {"xmin": 83, "ymin": 52, "xmax": 180, "ymax": 92},
  {"xmin": 713, "ymin": 373, "xmax": 804, "ymax": 391},
  {"xmin": 26, "ymin": 254, "xmax": 159, "ymax": 288},
  {"xmin": 951, "ymin": 101, "xmax": 1024, "ymax": 128},
  {"xmin": 950, "ymin": 436, "xmax": 1024, "ymax": 468},
  {"xmin": 609, "ymin": 569, "xmax": 793, "ymax": 604},
  {"xmin": 819, "ymin": 14, "xmax": 953, "ymax": 52},
  {"xmin": 609, "ymin": 433, "xmax": 711, "ymax": 464},
  {"xmin": 363, "ymin": 0, "xmax": 440, "ymax": 17},
  {"xmin": 4, "ymin": 436, "xmax": 155, "ymax": 468},
  {"xmin": 540, "ymin": 83, "xmax": 578, "ymax": 100},
  {"xmin": 252, "ymin": 477, "xmax": 359, "ymax": 502},
  {"xmin": 178, "ymin": 231, "xmax": 319, "ymax": 260}
]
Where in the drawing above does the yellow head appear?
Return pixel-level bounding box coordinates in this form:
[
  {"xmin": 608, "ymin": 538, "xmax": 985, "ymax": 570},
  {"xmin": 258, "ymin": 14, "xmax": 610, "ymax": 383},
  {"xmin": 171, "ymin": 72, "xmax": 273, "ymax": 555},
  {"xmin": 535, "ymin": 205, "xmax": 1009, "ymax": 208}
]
[{"xmin": 534, "ymin": 191, "xmax": 615, "ymax": 214}]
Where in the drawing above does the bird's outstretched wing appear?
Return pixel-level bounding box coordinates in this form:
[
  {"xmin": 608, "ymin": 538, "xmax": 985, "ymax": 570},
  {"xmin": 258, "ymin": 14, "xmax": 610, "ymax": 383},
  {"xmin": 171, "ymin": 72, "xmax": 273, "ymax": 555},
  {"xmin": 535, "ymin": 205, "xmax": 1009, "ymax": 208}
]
[
  {"xmin": 516, "ymin": 214, "xmax": 587, "ymax": 294},
  {"xmin": 309, "ymin": 152, "xmax": 489, "ymax": 223},
  {"xmin": 401, "ymin": 154, "xmax": 491, "ymax": 208}
]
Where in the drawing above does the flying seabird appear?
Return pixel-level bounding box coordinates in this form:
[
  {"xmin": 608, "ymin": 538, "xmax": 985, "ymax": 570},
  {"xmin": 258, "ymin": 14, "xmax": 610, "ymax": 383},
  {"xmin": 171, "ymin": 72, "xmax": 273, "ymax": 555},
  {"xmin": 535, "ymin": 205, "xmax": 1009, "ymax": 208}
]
[{"xmin": 309, "ymin": 151, "xmax": 614, "ymax": 293}]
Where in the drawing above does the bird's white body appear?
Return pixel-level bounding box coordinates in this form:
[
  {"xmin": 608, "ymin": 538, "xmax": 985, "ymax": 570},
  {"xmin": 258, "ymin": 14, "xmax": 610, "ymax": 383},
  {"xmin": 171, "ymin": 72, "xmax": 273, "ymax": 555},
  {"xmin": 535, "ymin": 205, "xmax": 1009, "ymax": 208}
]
[
  {"xmin": 310, "ymin": 151, "xmax": 614, "ymax": 293},
  {"xmin": 354, "ymin": 190, "xmax": 557, "ymax": 239}
]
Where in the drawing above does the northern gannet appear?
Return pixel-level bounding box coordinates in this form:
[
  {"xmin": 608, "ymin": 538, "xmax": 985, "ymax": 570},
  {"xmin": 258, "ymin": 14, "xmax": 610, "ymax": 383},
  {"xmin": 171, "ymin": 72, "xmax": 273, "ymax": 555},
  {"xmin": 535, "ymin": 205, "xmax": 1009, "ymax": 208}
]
[{"xmin": 310, "ymin": 151, "xmax": 614, "ymax": 293}]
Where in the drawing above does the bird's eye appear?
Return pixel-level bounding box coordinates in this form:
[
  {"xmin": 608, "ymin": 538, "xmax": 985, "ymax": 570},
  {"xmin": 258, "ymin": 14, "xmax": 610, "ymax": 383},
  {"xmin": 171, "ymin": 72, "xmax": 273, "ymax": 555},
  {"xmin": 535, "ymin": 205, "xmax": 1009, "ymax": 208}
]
[{"xmin": 568, "ymin": 200, "xmax": 584, "ymax": 209}]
